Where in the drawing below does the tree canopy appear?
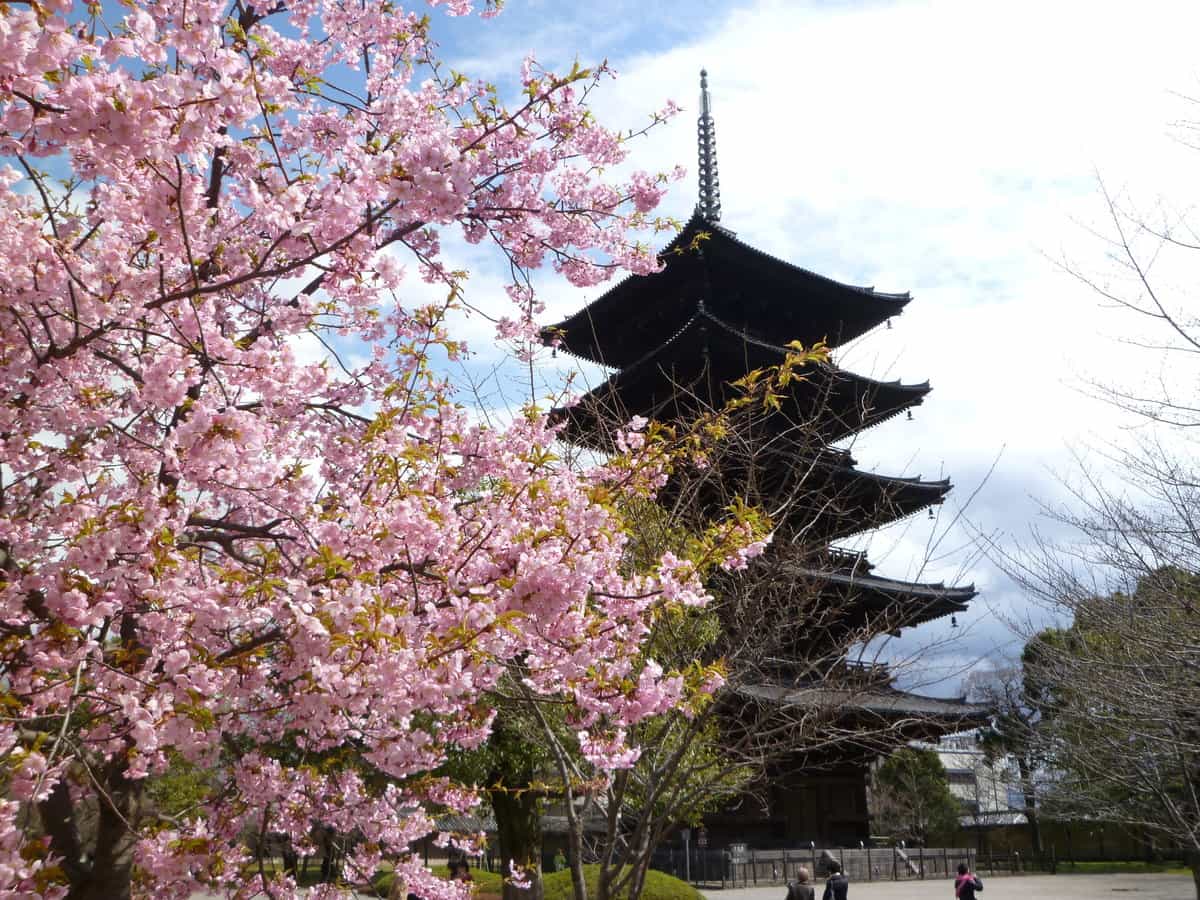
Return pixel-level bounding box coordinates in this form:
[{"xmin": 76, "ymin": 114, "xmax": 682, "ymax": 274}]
[
  {"xmin": 869, "ymin": 747, "xmax": 960, "ymax": 847},
  {"xmin": 0, "ymin": 2, "xmax": 758, "ymax": 898}
]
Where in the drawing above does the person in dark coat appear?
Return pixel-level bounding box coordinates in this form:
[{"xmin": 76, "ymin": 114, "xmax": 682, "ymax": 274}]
[
  {"xmin": 821, "ymin": 861, "xmax": 848, "ymax": 900},
  {"xmin": 954, "ymin": 862, "xmax": 983, "ymax": 899},
  {"xmin": 785, "ymin": 866, "xmax": 815, "ymax": 900}
]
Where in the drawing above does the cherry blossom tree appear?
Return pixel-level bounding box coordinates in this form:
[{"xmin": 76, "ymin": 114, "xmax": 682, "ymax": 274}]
[{"xmin": 0, "ymin": 2, "xmax": 750, "ymax": 898}]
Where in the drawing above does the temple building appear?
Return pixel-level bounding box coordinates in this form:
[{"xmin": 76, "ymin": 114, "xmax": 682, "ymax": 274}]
[{"xmin": 543, "ymin": 71, "xmax": 986, "ymax": 848}]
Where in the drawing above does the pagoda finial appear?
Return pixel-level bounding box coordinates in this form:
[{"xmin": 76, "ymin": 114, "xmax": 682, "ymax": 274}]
[{"xmin": 696, "ymin": 68, "xmax": 721, "ymax": 222}]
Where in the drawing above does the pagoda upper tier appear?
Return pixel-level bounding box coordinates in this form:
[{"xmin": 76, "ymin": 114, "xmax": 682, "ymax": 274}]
[
  {"xmin": 553, "ymin": 306, "xmax": 929, "ymax": 450},
  {"xmin": 542, "ymin": 213, "xmax": 910, "ymax": 368}
]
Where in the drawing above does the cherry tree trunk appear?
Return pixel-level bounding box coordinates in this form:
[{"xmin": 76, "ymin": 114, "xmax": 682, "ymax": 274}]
[
  {"xmin": 491, "ymin": 787, "xmax": 544, "ymax": 900},
  {"xmin": 40, "ymin": 758, "xmax": 143, "ymax": 900},
  {"xmin": 1016, "ymin": 758, "xmax": 1042, "ymax": 854}
]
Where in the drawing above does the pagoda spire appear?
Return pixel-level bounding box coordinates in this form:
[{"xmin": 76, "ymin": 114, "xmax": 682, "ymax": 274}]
[{"xmin": 696, "ymin": 68, "xmax": 722, "ymax": 222}]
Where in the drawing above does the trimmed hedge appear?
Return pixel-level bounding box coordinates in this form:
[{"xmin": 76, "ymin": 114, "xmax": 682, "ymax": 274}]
[
  {"xmin": 375, "ymin": 863, "xmax": 698, "ymax": 900},
  {"xmin": 542, "ymin": 866, "xmax": 701, "ymax": 900},
  {"xmin": 373, "ymin": 864, "xmax": 504, "ymax": 898}
]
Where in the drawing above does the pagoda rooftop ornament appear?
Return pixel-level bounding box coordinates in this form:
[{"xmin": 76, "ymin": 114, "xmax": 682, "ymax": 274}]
[{"xmin": 697, "ymin": 68, "xmax": 721, "ymax": 223}]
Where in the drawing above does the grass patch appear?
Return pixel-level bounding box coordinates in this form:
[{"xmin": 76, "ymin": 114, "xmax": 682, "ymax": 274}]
[
  {"xmin": 1058, "ymin": 860, "xmax": 1190, "ymax": 876},
  {"xmin": 542, "ymin": 865, "xmax": 701, "ymax": 900},
  {"xmin": 238, "ymin": 859, "xmax": 331, "ymax": 888}
]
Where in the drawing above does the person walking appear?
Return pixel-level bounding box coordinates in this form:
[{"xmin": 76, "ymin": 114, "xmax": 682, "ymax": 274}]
[
  {"xmin": 785, "ymin": 866, "xmax": 815, "ymax": 900},
  {"xmin": 821, "ymin": 861, "xmax": 848, "ymax": 900},
  {"xmin": 449, "ymin": 860, "xmax": 474, "ymax": 884},
  {"xmin": 954, "ymin": 862, "xmax": 983, "ymax": 899}
]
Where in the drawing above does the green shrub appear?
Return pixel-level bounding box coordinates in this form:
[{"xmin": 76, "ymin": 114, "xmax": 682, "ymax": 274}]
[
  {"xmin": 1058, "ymin": 861, "xmax": 1190, "ymax": 876},
  {"xmin": 542, "ymin": 865, "xmax": 701, "ymax": 900},
  {"xmin": 373, "ymin": 864, "xmax": 505, "ymax": 897}
]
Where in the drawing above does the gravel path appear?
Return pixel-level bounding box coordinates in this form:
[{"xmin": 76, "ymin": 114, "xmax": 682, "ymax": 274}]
[{"xmin": 188, "ymin": 871, "xmax": 1197, "ymax": 898}]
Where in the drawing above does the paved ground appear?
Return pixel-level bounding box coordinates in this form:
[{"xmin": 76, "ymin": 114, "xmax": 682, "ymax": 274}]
[
  {"xmin": 189, "ymin": 872, "xmax": 1197, "ymax": 898},
  {"xmin": 702, "ymin": 873, "xmax": 1196, "ymax": 900}
]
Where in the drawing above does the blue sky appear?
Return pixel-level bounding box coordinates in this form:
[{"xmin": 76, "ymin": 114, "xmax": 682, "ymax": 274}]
[{"xmin": 392, "ymin": 0, "xmax": 1200, "ymax": 694}]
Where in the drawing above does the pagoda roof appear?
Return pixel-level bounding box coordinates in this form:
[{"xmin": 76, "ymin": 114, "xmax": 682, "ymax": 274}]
[
  {"xmin": 552, "ymin": 309, "xmax": 928, "ymax": 449},
  {"xmin": 770, "ymin": 455, "xmax": 951, "ymax": 540},
  {"xmin": 664, "ymin": 447, "xmax": 949, "ymax": 541},
  {"xmin": 542, "ymin": 213, "xmax": 910, "ymax": 368},
  {"xmin": 803, "ymin": 568, "xmax": 975, "ymax": 629},
  {"xmin": 738, "ymin": 550, "xmax": 973, "ymax": 641},
  {"xmin": 740, "ymin": 681, "xmax": 991, "ymax": 726}
]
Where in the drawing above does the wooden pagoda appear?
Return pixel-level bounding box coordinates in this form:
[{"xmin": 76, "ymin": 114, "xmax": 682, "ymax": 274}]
[{"xmin": 543, "ymin": 70, "xmax": 986, "ymax": 847}]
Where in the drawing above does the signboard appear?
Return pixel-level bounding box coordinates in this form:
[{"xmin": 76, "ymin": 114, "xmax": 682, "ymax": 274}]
[{"xmin": 697, "ymin": 828, "xmax": 708, "ymax": 849}]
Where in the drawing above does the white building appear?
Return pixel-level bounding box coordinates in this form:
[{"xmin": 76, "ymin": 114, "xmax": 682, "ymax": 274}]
[{"xmin": 916, "ymin": 733, "xmax": 1025, "ymax": 825}]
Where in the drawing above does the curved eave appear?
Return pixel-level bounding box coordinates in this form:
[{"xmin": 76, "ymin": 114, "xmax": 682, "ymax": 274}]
[
  {"xmin": 814, "ymin": 570, "xmax": 977, "ymax": 605},
  {"xmin": 540, "ymin": 230, "xmax": 700, "ymax": 366},
  {"xmin": 541, "ymin": 212, "xmax": 912, "ymax": 367},
  {"xmin": 701, "ymin": 215, "xmax": 911, "ymax": 313},
  {"xmin": 699, "ymin": 309, "xmax": 931, "ymax": 433},
  {"xmin": 617, "ymin": 442, "xmax": 951, "ymax": 543},
  {"xmin": 807, "ymin": 569, "xmax": 976, "ymax": 628},
  {"xmin": 739, "ymin": 682, "xmax": 992, "ymax": 724},
  {"xmin": 550, "ymin": 313, "xmax": 930, "ymax": 449},
  {"xmin": 844, "ymin": 690, "xmax": 992, "ymax": 725},
  {"xmin": 784, "ymin": 466, "xmax": 951, "ymax": 540}
]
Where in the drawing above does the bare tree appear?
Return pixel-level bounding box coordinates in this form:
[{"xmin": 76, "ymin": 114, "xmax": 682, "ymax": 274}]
[
  {"xmin": 970, "ymin": 664, "xmax": 1048, "ymax": 853},
  {"xmin": 1010, "ymin": 165, "xmax": 1200, "ymax": 896},
  {"xmin": 1017, "ymin": 563, "xmax": 1200, "ymax": 892}
]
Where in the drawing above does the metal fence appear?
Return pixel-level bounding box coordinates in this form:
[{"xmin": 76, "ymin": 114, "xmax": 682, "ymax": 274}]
[{"xmin": 651, "ymin": 846, "xmax": 1057, "ymax": 888}]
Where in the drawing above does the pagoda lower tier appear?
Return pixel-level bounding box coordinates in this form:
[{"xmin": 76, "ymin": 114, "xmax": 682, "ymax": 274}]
[
  {"xmin": 543, "ymin": 213, "xmax": 911, "ymax": 368},
  {"xmin": 551, "ymin": 308, "xmax": 929, "ymax": 450},
  {"xmin": 676, "ymin": 671, "xmax": 990, "ymax": 850},
  {"xmin": 697, "ymin": 683, "xmax": 991, "ymax": 849}
]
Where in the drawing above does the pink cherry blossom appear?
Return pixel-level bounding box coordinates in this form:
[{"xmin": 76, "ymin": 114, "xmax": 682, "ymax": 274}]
[{"xmin": 0, "ymin": 1, "xmax": 733, "ymax": 898}]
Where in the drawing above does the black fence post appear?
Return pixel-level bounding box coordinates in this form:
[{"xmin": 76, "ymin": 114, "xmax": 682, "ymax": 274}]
[
  {"xmin": 751, "ymin": 849, "xmax": 757, "ymax": 886},
  {"xmin": 867, "ymin": 845, "xmax": 872, "ymax": 881},
  {"xmin": 918, "ymin": 846, "xmax": 924, "ymax": 879}
]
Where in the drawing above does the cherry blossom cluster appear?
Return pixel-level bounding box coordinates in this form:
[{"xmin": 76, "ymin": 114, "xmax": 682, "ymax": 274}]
[{"xmin": 0, "ymin": 1, "xmax": 742, "ymax": 897}]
